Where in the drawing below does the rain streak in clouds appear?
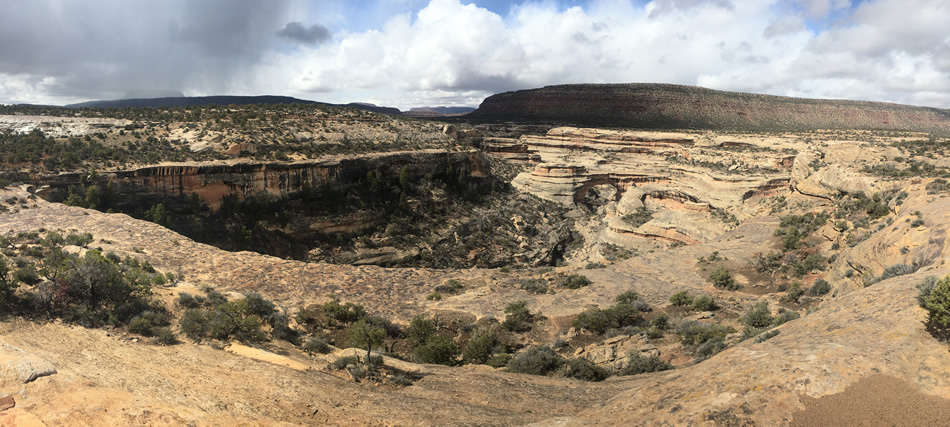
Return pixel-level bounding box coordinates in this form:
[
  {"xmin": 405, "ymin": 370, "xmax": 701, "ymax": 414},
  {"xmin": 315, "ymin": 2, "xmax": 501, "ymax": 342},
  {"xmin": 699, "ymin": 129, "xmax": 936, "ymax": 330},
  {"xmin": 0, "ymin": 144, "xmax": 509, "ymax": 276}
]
[{"xmin": 0, "ymin": 0, "xmax": 947, "ymax": 110}]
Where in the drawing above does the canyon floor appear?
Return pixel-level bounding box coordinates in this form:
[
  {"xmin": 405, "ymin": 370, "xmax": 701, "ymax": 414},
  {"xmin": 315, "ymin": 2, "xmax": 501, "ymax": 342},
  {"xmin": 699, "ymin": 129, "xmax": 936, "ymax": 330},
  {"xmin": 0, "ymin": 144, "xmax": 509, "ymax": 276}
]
[{"xmin": 2, "ymin": 106, "xmax": 950, "ymax": 425}]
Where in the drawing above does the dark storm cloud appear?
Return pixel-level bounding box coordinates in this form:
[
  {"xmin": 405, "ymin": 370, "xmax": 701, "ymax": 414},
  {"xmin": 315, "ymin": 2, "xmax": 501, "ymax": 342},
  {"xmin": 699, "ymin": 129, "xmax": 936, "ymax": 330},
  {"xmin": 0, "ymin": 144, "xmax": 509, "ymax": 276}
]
[
  {"xmin": 0, "ymin": 0, "xmax": 293, "ymax": 101},
  {"xmin": 276, "ymin": 22, "xmax": 332, "ymax": 45}
]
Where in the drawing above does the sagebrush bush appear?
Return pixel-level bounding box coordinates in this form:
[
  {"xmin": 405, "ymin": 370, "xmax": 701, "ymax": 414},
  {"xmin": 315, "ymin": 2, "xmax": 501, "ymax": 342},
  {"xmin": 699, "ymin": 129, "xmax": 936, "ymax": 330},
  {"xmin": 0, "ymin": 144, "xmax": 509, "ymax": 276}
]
[
  {"xmin": 176, "ymin": 292, "xmax": 204, "ymax": 308},
  {"xmin": 153, "ymin": 327, "xmax": 179, "ymax": 345},
  {"xmin": 303, "ymin": 336, "xmax": 331, "ymax": 354},
  {"xmin": 506, "ymin": 346, "xmax": 563, "ymax": 376},
  {"xmin": 709, "ymin": 266, "xmax": 739, "ymax": 290},
  {"xmin": 406, "ymin": 315, "xmax": 436, "ymax": 348},
  {"xmin": 412, "ymin": 335, "xmax": 459, "ymax": 366},
  {"xmin": 619, "ymin": 352, "xmax": 672, "ymax": 376},
  {"xmin": 486, "ymin": 353, "xmax": 512, "ymax": 368},
  {"xmin": 677, "ymin": 321, "xmax": 734, "ymax": 347},
  {"xmin": 502, "ymin": 301, "xmax": 536, "ymax": 332},
  {"xmin": 692, "ymin": 295, "xmax": 719, "ymax": 311},
  {"xmin": 462, "ymin": 328, "xmax": 501, "ymax": 364},
  {"xmin": 669, "ymin": 291, "xmax": 692, "ymax": 306},
  {"xmin": 772, "ymin": 308, "xmax": 800, "ymax": 326},
  {"xmin": 180, "ymin": 308, "xmax": 210, "ymax": 341},
  {"xmin": 127, "ymin": 310, "xmax": 171, "ymax": 336},
  {"xmin": 571, "ymin": 303, "xmax": 642, "ymax": 334},
  {"xmin": 615, "ymin": 290, "xmax": 639, "ymax": 305},
  {"xmin": 741, "ymin": 301, "xmax": 773, "ymax": 328},
  {"xmin": 561, "ymin": 357, "xmax": 609, "ymax": 382},
  {"xmin": 563, "ymin": 274, "xmax": 592, "ymax": 289},
  {"xmin": 807, "ymin": 279, "xmax": 832, "ymax": 296},
  {"xmin": 695, "ymin": 337, "xmax": 728, "ymax": 361}
]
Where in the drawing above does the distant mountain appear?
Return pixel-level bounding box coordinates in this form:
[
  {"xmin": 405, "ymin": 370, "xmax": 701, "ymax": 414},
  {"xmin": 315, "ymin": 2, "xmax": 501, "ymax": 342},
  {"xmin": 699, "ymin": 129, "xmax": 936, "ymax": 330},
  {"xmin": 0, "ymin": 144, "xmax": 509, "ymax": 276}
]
[
  {"xmin": 65, "ymin": 95, "xmax": 402, "ymax": 115},
  {"xmin": 466, "ymin": 83, "xmax": 950, "ymax": 134},
  {"xmin": 122, "ymin": 89, "xmax": 185, "ymax": 99},
  {"xmin": 405, "ymin": 106, "xmax": 476, "ymax": 117}
]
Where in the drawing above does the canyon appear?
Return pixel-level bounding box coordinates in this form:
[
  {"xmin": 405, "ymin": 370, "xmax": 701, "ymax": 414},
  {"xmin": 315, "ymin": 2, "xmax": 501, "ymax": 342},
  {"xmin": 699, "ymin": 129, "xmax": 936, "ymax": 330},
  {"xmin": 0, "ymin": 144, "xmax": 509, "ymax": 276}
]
[{"xmin": 2, "ymin": 86, "xmax": 950, "ymax": 425}]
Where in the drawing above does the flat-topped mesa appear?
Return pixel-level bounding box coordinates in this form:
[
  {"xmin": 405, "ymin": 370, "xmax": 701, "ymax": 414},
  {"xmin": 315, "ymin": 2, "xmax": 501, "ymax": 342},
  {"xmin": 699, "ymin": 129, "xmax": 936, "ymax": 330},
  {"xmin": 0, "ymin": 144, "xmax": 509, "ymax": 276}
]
[{"xmin": 467, "ymin": 83, "xmax": 950, "ymax": 134}]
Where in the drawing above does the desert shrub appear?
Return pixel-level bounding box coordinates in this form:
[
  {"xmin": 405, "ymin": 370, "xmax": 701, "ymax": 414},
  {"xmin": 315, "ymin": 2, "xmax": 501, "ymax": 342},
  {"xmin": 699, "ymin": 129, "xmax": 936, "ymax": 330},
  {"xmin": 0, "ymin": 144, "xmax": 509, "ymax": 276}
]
[
  {"xmin": 916, "ymin": 276, "xmax": 938, "ymax": 306},
  {"xmin": 270, "ymin": 316, "xmax": 301, "ymax": 344},
  {"xmin": 741, "ymin": 326, "xmax": 769, "ymax": 341},
  {"xmin": 486, "ymin": 353, "xmax": 512, "ymax": 368},
  {"xmin": 153, "ymin": 327, "xmax": 179, "ymax": 345},
  {"xmin": 926, "ymin": 178, "xmax": 950, "ymax": 194},
  {"xmin": 808, "ymin": 279, "xmax": 832, "ymax": 296},
  {"xmin": 519, "ymin": 278, "xmax": 547, "ymax": 294},
  {"xmin": 179, "ymin": 308, "xmax": 210, "ymax": 341},
  {"xmin": 42, "ymin": 231, "xmax": 65, "ymax": 248},
  {"xmin": 434, "ymin": 279, "xmax": 463, "ymax": 295},
  {"xmin": 772, "ymin": 308, "xmax": 800, "ymax": 326},
  {"xmin": 868, "ymin": 264, "xmax": 919, "ymax": 285},
  {"xmin": 754, "ymin": 329, "xmax": 780, "ymax": 343},
  {"xmin": 303, "ymin": 336, "xmax": 331, "ymax": 354},
  {"xmin": 571, "ymin": 303, "xmax": 642, "ymax": 334},
  {"xmin": 645, "ymin": 327, "xmax": 664, "ymax": 339},
  {"xmin": 619, "ymin": 352, "xmax": 672, "ymax": 376},
  {"xmin": 176, "ymin": 292, "xmax": 204, "ymax": 308},
  {"xmin": 922, "ymin": 275, "xmax": 950, "ymax": 335},
  {"xmin": 669, "ymin": 291, "xmax": 693, "ymax": 306},
  {"xmin": 207, "ymin": 303, "xmax": 267, "ymax": 342},
  {"xmin": 563, "ymin": 274, "xmax": 591, "ymax": 289},
  {"xmin": 413, "ymin": 335, "xmax": 459, "ymax": 365},
  {"xmin": 14, "ymin": 265, "xmax": 40, "ymax": 285},
  {"xmin": 389, "ymin": 374, "xmax": 414, "ymax": 386},
  {"xmin": 780, "ymin": 283, "xmax": 805, "ymax": 304},
  {"xmin": 406, "ymin": 315, "xmax": 437, "ymax": 348},
  {"xmin": 203, "ymin": 287, "xmax": 228, "ymax": 306},
  {"xmin": 502, "ymin": 301, "xmax": 536, "ymax": 332},
  {"xmin": 754, "ymin": 252, "xmax": 783, "ymax": 274},
  {"xmin": 127, "ymin": 310, "xmax": 171, "ymax": 336},
  {"xmin": 561, "ymin": 357, "xmax": 609, "ymax": 382},
  {"xmin": 692, "ymin": 295, "xmax": 719, "ymax": 311},
  {"xmin": 347, "ymin": 319, "xmax": 387, "ymax": 359},
  {"xmin": 330, "ymin": 356, "xmax": 361, "ymax": 370},
  {"xmin": 709, "ymin": 266, "xmax": 739, "ymax": 290},
  {"xmin": 323, "ymin": 299, "xmax": 367, "ymax": 324},
  {"xmin": 506, "ymin": 346, "xmax": 564, "ymax": 376},
  {"xmin": 615, "ymin": 290, "xmax": 640, "ymax": 305},
  {"xmin": 786, "ymin": 253, "xmax": 828, "ymax": 278},
  {"xmin": 243, "ymin": 292, "xmax": 276, "ymax": 318},
  {"xmin": 622, "ymin": 206, "xmax": 653, "ymax": 227},
  {"xmin": 585, "ymin": 262, "xmax": 606, "ymax": 269},
  {"xmin": 741, "ymin": 301, "xmax": 773, "ymax": 328},
  {"xmin": 64, "ymin": 232, "xmax": 93, "ymax": 247},
  {"xmin": 695, "ymin": 337, "xmax": 728, "ymax": 361},
  {"xmin": 462, "ymin": 328, "xmax": 501, "ymax": 364},
  {"xmin": 426, "ymin": 292, "xmax": 442, "ymax": 300},
  {"xmin": 678, "ymin": 321, "xmax": 734, "ymax": 347},
  {"xmin": 650, "ymin": 313, "xmax": 670, "ymax": 330}
]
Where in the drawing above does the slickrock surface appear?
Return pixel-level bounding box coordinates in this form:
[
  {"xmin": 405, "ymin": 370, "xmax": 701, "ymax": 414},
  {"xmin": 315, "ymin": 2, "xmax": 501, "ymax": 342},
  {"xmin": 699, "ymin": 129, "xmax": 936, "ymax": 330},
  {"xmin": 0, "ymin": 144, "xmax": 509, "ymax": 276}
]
[{"xmin": 3, "ymin": 171, "xmax": 950, "ymax": 424}]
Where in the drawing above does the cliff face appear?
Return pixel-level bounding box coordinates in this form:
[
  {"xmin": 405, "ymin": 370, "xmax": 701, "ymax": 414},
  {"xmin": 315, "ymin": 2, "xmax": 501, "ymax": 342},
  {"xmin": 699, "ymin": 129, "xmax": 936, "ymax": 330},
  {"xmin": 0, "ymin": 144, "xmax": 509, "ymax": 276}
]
[
  {"xmin": 34, "ymin": 150, "xmax": 484, "ymax": 211},
  {"xmin": 467, "ymin": 83, "xmax": 950, "ymax": 134}
]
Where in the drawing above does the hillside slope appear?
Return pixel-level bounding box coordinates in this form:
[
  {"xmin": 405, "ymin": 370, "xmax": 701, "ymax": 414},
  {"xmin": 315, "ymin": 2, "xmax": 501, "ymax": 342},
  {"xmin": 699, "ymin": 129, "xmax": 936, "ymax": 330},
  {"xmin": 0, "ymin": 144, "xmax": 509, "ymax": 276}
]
[{"xmin": 467, "ymin": 83, "xmax": 950, "ymax": 134}]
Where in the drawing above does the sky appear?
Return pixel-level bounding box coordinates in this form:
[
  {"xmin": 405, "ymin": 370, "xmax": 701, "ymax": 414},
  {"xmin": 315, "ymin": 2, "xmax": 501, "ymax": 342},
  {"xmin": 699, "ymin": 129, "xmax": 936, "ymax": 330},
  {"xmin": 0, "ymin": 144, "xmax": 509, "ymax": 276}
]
[{"xmin": 0, "ymin": 0, "xmax": 948, "ymax": 110}]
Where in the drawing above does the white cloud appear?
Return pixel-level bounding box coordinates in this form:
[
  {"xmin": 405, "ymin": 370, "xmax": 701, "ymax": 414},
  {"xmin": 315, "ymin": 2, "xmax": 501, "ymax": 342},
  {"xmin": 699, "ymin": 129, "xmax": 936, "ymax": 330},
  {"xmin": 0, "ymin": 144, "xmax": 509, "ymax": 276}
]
[{"xmin": 2, "ymin": 0, "xmax": 948, "ymax": 110}]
